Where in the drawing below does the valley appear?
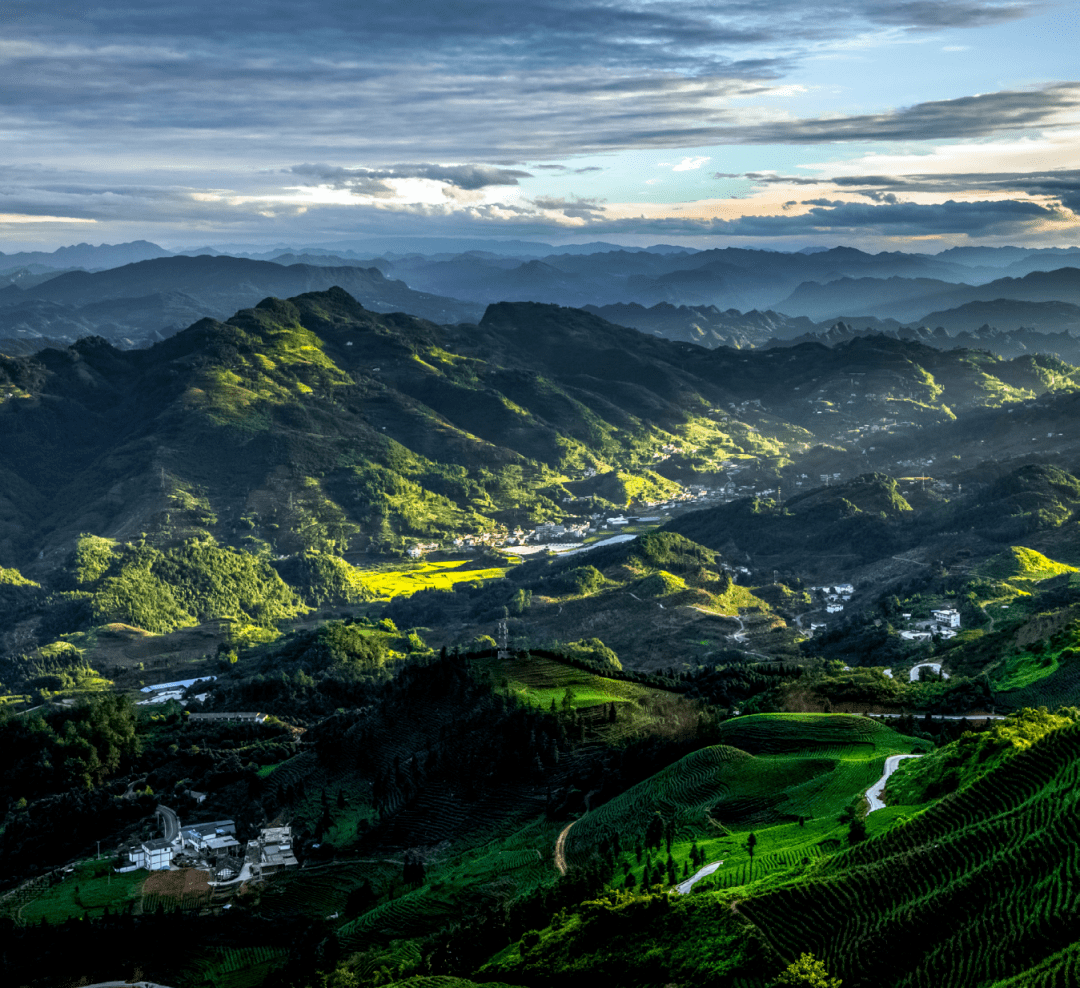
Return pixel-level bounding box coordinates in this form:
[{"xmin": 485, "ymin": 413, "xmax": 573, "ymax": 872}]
[{"xmin": 2, "ymin": 271, "xmax": 1080, "ymax": 988}]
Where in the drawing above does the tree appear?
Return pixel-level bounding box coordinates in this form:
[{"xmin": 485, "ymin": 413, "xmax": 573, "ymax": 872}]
[
  {"xmin": 775, "ymin": 952, "xmax": 842, "ymax": 987},
  {"xmin": 847, "ymin": 818, "xmax": 867, "ymax": 844},
  {"xmin": 645, "ymin": 813, "xmax": 664, "ymax": 850}
]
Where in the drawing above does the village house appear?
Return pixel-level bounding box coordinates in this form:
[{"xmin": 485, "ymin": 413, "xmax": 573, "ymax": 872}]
[
  {"xmin": 126, "ymin": 837, "xmax": 178, "ymax": 871},
  {"xmin": 253, "ymin": 825, "xmax": 299, "ymax": 877},
  {"xmin": 183, "ymin": 820, "xmax": 240, "ymax": 854},
  {"xmin": 931, "ymin": 607, "xmax": 961, "ymax": 628}
]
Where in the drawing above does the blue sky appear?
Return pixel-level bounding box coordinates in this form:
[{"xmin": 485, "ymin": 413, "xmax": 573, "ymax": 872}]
[{"xmin": 2, "ymin": 1, "xmax": 1078, "ymax": 251}]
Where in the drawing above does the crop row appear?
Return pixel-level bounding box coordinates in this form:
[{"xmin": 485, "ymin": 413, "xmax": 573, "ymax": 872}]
[{"xmin": 738, "ymin": 724, "xmax": 1080, "ymax": 988}]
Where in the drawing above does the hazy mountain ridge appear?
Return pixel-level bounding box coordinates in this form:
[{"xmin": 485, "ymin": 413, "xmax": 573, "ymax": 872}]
[{"xmin": 0, "ymin": 255, "xmax": 483, "ymax": 348}]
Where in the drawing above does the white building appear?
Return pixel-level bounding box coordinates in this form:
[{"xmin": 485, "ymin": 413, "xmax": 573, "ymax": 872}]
[
  {"xmin": 129, "ymin": 837, "xmax": 178, "ymax": 871},
  {"xmin": 932, "ymin": 608, "xmax": 961, "ymax": 628},
  {"xmin": 184, "ymin": 820, "xmax": 240, "ymax": 853},
  {"xmin": 826, "ymin": 603, "xmax": 844, "ymax": 614}
]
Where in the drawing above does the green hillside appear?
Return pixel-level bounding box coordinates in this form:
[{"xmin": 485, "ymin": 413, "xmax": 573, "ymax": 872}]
[{"xmin": 738, "ymin": 717, "xmax": 1080, "ymax": 988}]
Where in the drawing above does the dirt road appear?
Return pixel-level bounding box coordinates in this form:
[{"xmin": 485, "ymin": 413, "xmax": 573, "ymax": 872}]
[{"xmin": 554, "ymin": 821, "xmax": 576, "ymax": 875}]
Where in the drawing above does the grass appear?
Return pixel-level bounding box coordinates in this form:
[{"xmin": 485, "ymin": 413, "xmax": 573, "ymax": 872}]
[
  {"xmin": 483, "ymin": 655, "xmax": 658, "ymax": 712},
  {"xmin": 19, "ymin": 860, "xmax": 145, "ymax": 924},
  {"xmin": 357, "ymin": 559, "xmax": 510, "ymax": 599},
  {"xmin": 978, "ymin": 546, "xmax": 1078, "ymax": 584}
]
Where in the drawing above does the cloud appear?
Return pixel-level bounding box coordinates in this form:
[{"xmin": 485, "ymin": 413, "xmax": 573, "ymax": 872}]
[
  {"xmin": 569, "ymin": 198, "xmax": 1069, "ymax": 238},
  {"xmin": 0, "ymin": 1, "xmax": 1054, "ymax": 168},
  {"xmin": 529, "ymin": 195, "xmax": 608, "ymax": 220},
  {"xmin": 288, "ymin": 163, "xmax": 532, "ymax": 193},
  {"xmin": 701, "ymin": 85, "xmax": 1080, "ymax": 146},
  {"xmin": 0, "ymin": 0, "xmax": 1067, "ymax": 248},
  {"xmin": 864, "ymin": 1, "xmax": 1033, "ymax": 29},
  {"xmin": 671, "ymin": 156, "xmax": 712, "ymax": 171},
  {"xmin": 736, "ymin": 168, "xmax": 1080, "ymax": 212}
]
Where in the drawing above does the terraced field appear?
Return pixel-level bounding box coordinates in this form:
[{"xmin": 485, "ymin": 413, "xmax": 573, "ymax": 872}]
[
  {"xmin": 995, "ymin": 652, "xmax": 1080, "ymax": 711},
  {"xmin": 17, "ymin": 861, "xmax": 146, "ymax": 924},
  {"xmin": 337, "ymin": 816, "xmax": 563, "ymax": 953},
  {"xmin": 738, "ymin": 720, "xmax": 1080, "ymax": 988},
  {"xmin": 192, "ymin": 946, "xmax": 290, "ymax": 988},
  {"xmin": 257, "ymin": 861, "xmax": 399, "ymax": 921},
  {"xmin": 483, "ymin": 654, "xmax": 674, "ymax": 712},
  {"xmin": 565, "ymin": 714, "xmax": 928, "ymax": 892}
]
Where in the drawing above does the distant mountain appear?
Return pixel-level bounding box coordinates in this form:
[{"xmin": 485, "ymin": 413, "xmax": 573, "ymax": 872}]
[
  {"xmin": 2, "ymin": 290, "xmax": 1074, "ymax": 572},
  {"xmin": 0, "ymin": 240, "xmax": 173, "ymax": 270},
  {"xmin": 386, "ymin": 245, "xmax": 1013, "ymax": 312},
  {"xmin": 761, "ymin": 320, "xmax": 1080, "ymax": 364},
  {"xmin": 779, "ymin": 267, "xmax": 1080, "ymax": 323},
  {"xmin": 917, "ymin": 298, "xmax": 1080, "ymax": 335},
  {"xmin": 0, "ymin": 255, "xmax": 483, "ymax": 346},
  {"xmin": 582, "ymin": 301, "xmax": 818, "ymax": 347}
]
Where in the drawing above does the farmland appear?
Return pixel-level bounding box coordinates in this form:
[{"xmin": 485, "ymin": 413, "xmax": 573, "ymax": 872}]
[
  {"xmin": 354, "ymin": 558, "xmax": 511, "ymax": 599},
  {"xmin": 562, "ymin": 713, "xmax": 928, "ymax": 892},
  {"xmin": 17, "ymin": 860, "xmax": 146, "ymax": 924},
  {"xmin": 738, "ymin": 719, "xmax": 1080, "ymax": 988},
  {"xmin": 141, "ymin": 867, "xmax": 211, "ymax": 913}
]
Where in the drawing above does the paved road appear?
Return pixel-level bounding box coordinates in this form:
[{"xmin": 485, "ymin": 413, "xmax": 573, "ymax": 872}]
[
  {"xmin": 871, "ymin": 712, "xmax": 1006, "ymax": 722},
  {"xmin": 157, "ymin": 805, "xmax": 180, "ymax": 842},
  {"xmin": 675, "ymin": 861, "xmax": 723, "ymax": 894},
  {"xmin": 81, "ymin": 982, "xmax": 176, "ymax": 988},
  {"xmin": 866, "ymin": 754, "xmax": 923, "ymax": 813},
  {"xmin": 910, "ymin": 662, "xmax": 950, "ymax": 682}
]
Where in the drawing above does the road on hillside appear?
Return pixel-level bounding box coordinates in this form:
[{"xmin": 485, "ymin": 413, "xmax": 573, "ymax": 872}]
[
  {"xmin": 81, "ymin": 982, "xmax": 176, "ymax": 988},
  {"xmin": 554, "ymin": 821, "xmax": 576, "ymax": 875},
  {"xmin": 157, "ymin": 805, "xmax": 180, "ymax": 841},
  {"xmin": 871, "ymin": 712, "xmax": 1006, "ymax": 722},
  {"xmin": 866, "ymin": 754, "xmax": 923, "ymax": 813},
  {"xmin": 675, "ymin": 861, "xmax": 723, "ymax": 894}
]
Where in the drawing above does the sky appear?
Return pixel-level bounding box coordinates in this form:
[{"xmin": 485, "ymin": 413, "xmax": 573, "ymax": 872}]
[{"xmin": 3, "ymin": 0, "xmax": 1079, "ymax": 253}]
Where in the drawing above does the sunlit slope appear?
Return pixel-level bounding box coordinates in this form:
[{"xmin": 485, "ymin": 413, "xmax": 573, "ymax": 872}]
[
  {"xmin": 739, "ymin": 719, "xmax": 1080, "ymax": 988},
  {"xmin": 563, "ymin": 714, "xmax": 925, "ymax": 885}
]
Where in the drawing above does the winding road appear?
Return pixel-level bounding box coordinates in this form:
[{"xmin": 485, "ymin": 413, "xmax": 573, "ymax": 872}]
[
  {"xmin": 554, "ymin": 821, "xmax": 576, "ymax": 875},
  {"xmin": 675, "ymin": 861, "xmax": 723, "ymax": 894},
  {"xmin": 865, "ymin": 754, "xmax": 923, "ymax": 813},
  {"xmin": 156, "ymin": 805, "xmax": 180, "ymax": 842}
]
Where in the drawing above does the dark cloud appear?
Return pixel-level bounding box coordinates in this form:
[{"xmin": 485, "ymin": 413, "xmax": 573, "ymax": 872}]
[
  {"xmin": 735, "ymin": 168, "xmax": 1080, "ymax": 212},
  {"xmin": 530, "ymin": 196, "xmax": 608, "ymax": 220},
  {"xmin": 864, "ymin": 0, "xmax": 1033, "ymax": 28},
  {"xmin": 687, "ymin": 85, "xmax": 1080, "ymax": 146},
  {"xmin": 574, "ymin": 198, "xmax": 1065, "ymax": 238},
  {"xmin": 0, "ymin": 1, "xmax": 1052, "ymax": 165},
  {"xmin": 288, "ymin": 163, "xmax": 532, "ymax": 192}
]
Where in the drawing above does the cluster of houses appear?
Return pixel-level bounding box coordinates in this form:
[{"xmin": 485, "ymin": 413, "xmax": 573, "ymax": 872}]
[
  {"xmin": 119, "ymin": 818, "xmax": 298, "ymax": 883},
  {"xmin": 809, "ymin": 583, "xmax": 854, "ymax": 616},
  {"xmin": 900, "ymin": 606, "xmax": 961, "ymax": 641},
  {"xmin": 405, "ymin": 541, "xmax": 440, "ymax": 559}
]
